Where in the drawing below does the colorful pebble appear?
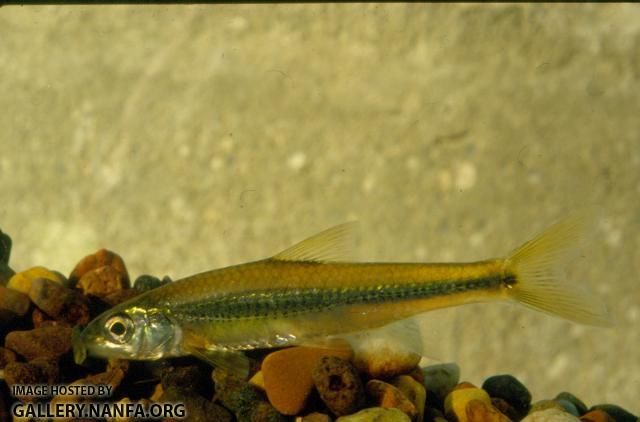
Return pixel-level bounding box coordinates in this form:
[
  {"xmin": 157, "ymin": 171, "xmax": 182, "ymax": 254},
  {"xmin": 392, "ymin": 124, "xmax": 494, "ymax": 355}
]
[
  {"xmin": 444, "ymin": 386, "xmax": 492, "ymax": 422},
  {"xmin": 580, "ymin": 410, "xmax": 615, "ymax": 422},
  {"xmin": 366, "ymin": 379, "xmax": 417, "ymax": 421},
  {"xmin": 0, "ymin": 285, "xmax": 30, "ymax": 320},
  {"xmin": 391, "ymin": 375, "xmax": 426, "ymax": 422},
  {"xmin": 28, "ymin": 277, "xmax": 90, "ymax": 325},
  {"xmin": 7, "ymin": 266, "xmax": 66, "ymax": 294},
  {"xmin": 78, "ymin": 265, "xmax": 128, "ymax": 298},
  {"xmin": 5, "ymin": 325, "xmax": 73, "ymax": 360},
  {"xmin": 465, "ymin": 399, "xmax": 511, "ymax": 422},
  {"xmin": 353, "ymin": 347, "xmax": 421, "ymax": 380},
  {"xmin": 312, "ymin": 355, "xmax": 365, "ymax": 417},
  {"xmin": 68, "ymin": 248, "xmax": 129, "ymax": 287},
  {"xmin": 261, "ymin": 346, "xmax": 352, "ymax": 415}
]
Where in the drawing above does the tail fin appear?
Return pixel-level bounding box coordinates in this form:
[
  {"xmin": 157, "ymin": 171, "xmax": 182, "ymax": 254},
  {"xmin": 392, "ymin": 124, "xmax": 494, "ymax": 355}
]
[{"xmin": 504, "ymin": 214, "xmax": 612, "ymax": 327}]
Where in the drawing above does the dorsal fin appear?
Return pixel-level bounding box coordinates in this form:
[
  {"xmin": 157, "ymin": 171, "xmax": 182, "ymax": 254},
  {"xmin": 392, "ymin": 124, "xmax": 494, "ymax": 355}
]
[{"xmin": 271, "ymin": 222, "xmax": 356, "ymax": 262}]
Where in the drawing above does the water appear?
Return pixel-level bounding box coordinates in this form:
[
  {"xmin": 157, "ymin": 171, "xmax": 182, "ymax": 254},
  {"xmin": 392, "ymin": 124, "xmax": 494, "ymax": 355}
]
[{"xmin": 1, "ymin": 4, "xmax": 638, "ymax": 411}]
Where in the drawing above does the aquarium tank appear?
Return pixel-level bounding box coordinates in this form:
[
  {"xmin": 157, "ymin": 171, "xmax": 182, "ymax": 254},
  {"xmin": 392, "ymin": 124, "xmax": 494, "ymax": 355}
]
[{"xmin": 0, "ymin": 4, "xmax": 638, "ymax": 421}]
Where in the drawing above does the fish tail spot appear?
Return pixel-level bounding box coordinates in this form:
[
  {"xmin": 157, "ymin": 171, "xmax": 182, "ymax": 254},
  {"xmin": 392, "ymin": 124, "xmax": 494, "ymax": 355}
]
[
  {"xmin": 504, "ymin": 213, "xmax": 612, "ymax": 327},
  {"xmin": 502, "ymin": 273, "xmax": 517, "ymax": 288}
]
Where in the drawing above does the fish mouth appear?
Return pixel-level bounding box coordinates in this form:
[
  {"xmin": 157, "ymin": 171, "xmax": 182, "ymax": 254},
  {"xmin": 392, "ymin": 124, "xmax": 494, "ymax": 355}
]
[{"xmin": 72, "ymin": 325, "xmax": 88, "ymax": 365}]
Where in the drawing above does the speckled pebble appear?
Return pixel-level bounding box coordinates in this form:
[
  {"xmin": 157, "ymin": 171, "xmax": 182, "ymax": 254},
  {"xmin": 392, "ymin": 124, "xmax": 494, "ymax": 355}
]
[
  {"xmin": 248, "ymin": 401, "xmax": 290, "ymax": 422},
  {"xmin": 69, "ymin": 248, "xmax": 130, "ymax": 287},
  {"xmin": 29, "ymin": 278, "xmax": 90, "ymax": 325},
  {"xmin": 366, "ymin": 380, "xmax": 417, "ymax": 421},
  {"xmin": 313, "ymin": 355, "xmax": 365, "ymax": 417},
  {"xmin": 212, "ymin": 368, "xmax": 286, "ymax": 422},
  {"xmin": 8, "ymin": 266, "xmax": 66, "ymax": 294},
  {"xmin": 0, "ymin": 347, "xmax": 17, "ymax": 368},
  {"xmin": 482, "ymin": 374, "xmax": 531, "ymax": 414},
  {"xmin": 0, "ymin": 285, "xmax": 30, "ymax": 320},
  {"xmin": 161, "ymin": 364, "xmax": 205, "ymax": 391},
  {"xmin": 5, "ymin": 325, "xmax": 73, "ymax": 360},
  {"xmin": 4, "ymin": 358, "xmax": 60, "ymax": 401},
  {"xmin": 336, "ymin": 407, "xmax": 411, "ymax": 422},
  {"xmin": 422, "ymin": 363, "xmax": 460, "ymax": 400},
  {"xmin": 522, "ymin": 408, "xmax": 580, "ymax": 422},
  {"xmin": 465, "ymin": 399, "xmax": 511, "ymax": 422},
  {"xmin": 161, "ymin": 386, "xmax": 232, "ymax": 422},
  {"xmin": 78, "ymin": 265, "xmax": 128, "ymax": 298},
  {"xmin": 262, "ymin": 346, "xmax": 352, "ymax": 415},
  {"xmin": 589, "ymin": 404, "xmax": 637, "ymax": 422},
  {"xmin": 391, "ymin": 375, "xmax": 426, "ymax": 422},
  {"xmin": 444, "ymin": 387, "xmax": 492, "ymax": 422},
  {"xmin": 580, "ymin": 410, "xmax": 615, "ymax": 422},
  {"xmin": 555, "ymin": 392, "xmax": 587, "ymax": 415},
  {"xmin": 354, "ymin": 347, "xmax": 421, "ymax": 379}
]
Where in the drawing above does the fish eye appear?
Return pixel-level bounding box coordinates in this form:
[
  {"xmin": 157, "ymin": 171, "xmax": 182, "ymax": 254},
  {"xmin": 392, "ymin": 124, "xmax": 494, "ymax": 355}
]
[{"xmin": 105, "ymin": 314, "xmax": 133, "ymax": 344}]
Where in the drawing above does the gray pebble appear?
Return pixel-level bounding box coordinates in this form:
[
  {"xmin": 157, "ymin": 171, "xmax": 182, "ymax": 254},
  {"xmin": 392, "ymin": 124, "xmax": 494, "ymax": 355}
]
[
  {"xmin": 555, "ymin": 392, "xmax": 587, "ymax": 415},
  {"xmin": 422, "ymin": 362, "xmax": 460, "ymax": 400}
]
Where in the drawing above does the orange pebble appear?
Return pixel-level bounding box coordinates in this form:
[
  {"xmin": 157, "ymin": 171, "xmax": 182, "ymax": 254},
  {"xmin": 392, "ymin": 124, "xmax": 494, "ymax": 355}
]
[
  {"xmin": 262, "ymin": 346, "xmax": 352, "ymax": 415},
  {"xmin": 580, "ymin": 410, "xmax": 615, "ymax": 422},
  {"xmin": 69, "ymin": 249, "xmax": 129, "ymax": 287}
]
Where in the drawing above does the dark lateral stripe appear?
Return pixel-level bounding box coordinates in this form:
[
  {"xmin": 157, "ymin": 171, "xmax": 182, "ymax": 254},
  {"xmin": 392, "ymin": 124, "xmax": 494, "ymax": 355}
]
[{"xmin": 169, "ymin": 275, "xmax": 504, "ymax": 321}]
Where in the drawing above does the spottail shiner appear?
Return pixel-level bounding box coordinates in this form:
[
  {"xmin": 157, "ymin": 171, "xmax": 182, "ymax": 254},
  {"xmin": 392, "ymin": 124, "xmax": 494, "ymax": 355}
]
[{"xmin": 73, "ymin": 215, "xmax": 611, "ymax": 375}]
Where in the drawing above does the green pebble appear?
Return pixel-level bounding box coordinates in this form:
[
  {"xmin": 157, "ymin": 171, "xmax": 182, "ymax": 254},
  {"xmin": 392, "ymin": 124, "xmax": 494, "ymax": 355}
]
[
  {"xmin": 0, "ymin": 229, "xmax": 11, "ymax": 265},
  {"xmin": 555, "ymin": 392, "xmax": 587, "ymax": 415},
  {"xmin": 589, "ymin": 404, "xmax": 637, "ymax": 422},
  {"xmin": 555, "ymin": 399, "xmax": 579, "ymax": 417},
  {"xmin": 482, "ymin": 374, "xmax": 532, "ymax": 413},
  {"xmin": 0, "ymin": 264, "xmax": 15, "ymax": 286}
]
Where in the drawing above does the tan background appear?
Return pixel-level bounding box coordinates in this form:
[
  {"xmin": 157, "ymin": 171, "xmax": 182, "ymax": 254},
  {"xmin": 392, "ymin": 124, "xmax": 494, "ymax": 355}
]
[{"xmin": 1, "ymin": 4, "xmax": 638, "ymax": 410}]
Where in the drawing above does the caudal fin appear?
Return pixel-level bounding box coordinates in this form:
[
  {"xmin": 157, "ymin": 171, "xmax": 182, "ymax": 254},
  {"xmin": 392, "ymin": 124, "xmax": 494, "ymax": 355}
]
[{"xmin": 504, "ymin": 214, "xmax": 612, "ymax": 327}]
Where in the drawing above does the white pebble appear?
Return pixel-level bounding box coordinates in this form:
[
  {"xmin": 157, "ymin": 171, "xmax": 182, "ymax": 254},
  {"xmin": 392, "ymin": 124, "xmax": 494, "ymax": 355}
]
[{"xmin": 521, "ymin": 408, "xmax": 580, "ymax": 422}]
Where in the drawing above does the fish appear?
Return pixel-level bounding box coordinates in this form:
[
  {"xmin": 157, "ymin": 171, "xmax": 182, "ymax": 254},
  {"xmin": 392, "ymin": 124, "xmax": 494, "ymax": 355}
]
[{"xmin": 72, "ymin": 215, "xmax": 611, "ymax": 376}]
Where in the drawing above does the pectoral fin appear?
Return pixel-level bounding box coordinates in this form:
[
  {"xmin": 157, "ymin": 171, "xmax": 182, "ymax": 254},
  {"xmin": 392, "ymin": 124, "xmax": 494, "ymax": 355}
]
[{"xmin": 182, "ymin": 332, "xmax": 251, "ymax": 378}]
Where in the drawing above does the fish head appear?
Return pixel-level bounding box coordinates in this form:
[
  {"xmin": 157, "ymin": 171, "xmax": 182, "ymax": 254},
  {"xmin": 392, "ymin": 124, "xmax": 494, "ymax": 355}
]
[{"xmin": 73, "ymin": 303, "xmax": 181, "ymax": 363}]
